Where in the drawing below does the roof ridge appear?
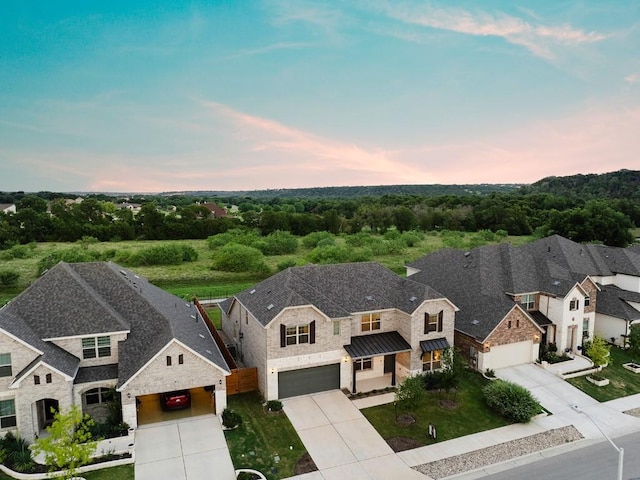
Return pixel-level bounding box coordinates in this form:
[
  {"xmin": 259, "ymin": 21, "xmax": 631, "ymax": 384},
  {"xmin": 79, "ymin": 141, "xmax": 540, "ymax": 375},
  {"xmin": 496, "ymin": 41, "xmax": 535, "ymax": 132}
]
[{"xmin": 64, "ymin": 263, "xmax": 130, "ymax": 332}]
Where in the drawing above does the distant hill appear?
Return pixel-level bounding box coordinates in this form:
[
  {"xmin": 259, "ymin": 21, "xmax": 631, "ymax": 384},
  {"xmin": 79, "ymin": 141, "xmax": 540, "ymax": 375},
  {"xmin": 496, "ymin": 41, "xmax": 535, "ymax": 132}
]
[
  {"xmin": 162, "ymin": 183, "xmax": 523, "ymax": 199},
  {"xmin": 522, "ymin": 169, "xmax": 640, "ymax": 199}
]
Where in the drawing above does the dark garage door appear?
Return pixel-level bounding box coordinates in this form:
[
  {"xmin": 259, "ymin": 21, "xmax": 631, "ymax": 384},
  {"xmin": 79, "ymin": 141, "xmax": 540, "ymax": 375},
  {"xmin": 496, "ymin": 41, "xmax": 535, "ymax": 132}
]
[{"xmin": 278, "ymin": 363, "xmax": 340, "ymax": 398}]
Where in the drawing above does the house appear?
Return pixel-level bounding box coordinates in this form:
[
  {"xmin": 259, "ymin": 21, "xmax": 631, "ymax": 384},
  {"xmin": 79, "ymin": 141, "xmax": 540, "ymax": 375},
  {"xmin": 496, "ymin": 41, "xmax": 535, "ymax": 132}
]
[
  {"xmin": 0, "ymin": 204, "xmax": 16, "ymax": 215},
  {"xmin": 406, "ymin": 240, "xmax": 598, "ymax": 371},
  {"xmin": 520, "ymin": 235, "xmax": 640, "ymax": 347},
  {"xmin": 0, "ymin": 262, "xmax": 230, "ymax": 441},
  {"xmin": 201, "ymin": 202, "xmax": 227, "ymax": 218},
  {"xmin": 219, "ymin": 262, "xmax": 457, "ymax": 400}
]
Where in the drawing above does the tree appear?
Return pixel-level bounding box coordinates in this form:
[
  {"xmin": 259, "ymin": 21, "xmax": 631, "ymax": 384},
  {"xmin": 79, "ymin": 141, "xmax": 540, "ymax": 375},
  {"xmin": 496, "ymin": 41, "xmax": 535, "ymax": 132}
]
[
  {"xmin": 32, "ymin": 405, "xmax": 97, "ymax": 480},
  {"xmin": 628, "ymin": 324, "xmax": 640, "ymax": 360},
  {"xmin": 395, "ymin": 374, "xmax": 426, "ymax": 413},
  {"xmin": 585, "ymin": 336, "xmax": 611, "ymax": 368}
]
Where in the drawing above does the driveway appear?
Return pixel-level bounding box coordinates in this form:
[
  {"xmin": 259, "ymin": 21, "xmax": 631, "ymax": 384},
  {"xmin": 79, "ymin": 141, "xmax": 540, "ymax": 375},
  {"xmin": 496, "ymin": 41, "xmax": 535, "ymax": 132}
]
[
  {"xmin": 135, "ymin": 414, "xmax": 236, "ymax": 480},
  {"xmin": 283, "ymin": 390, "xmax": 424, "ymax": 480},
  {"xmin": 496, "ymin": 363, "xmax": 640, "ymax": 440}
]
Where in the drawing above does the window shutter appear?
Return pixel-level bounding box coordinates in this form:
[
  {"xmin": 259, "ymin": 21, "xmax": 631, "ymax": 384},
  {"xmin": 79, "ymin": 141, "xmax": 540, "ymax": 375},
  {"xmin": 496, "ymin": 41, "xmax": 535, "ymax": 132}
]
[
  {"xmin": 437, "ymin": 310, "xmax": 443, "ymax": 332},
  {"xmin": 424, "ymin": 313, "xmax": 428, "ymax": 334},
  {"xmin": 310, "ymin": 321, "xmax": 316, "ymax": 344},
  {"xmin": 280, "ymin": 324, "xmax": 286, "ymax": 348}
]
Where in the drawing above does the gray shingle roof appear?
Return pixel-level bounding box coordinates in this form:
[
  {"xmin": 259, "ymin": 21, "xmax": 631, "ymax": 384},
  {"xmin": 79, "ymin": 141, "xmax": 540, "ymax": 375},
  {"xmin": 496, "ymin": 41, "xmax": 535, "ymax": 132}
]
[
  {"xmin": 233, "ymin": 262, "xmax": 447, "ymax": 326},
  {"xmin": 0, "ymin": 262, "xmax": 230, "ymax": 389},
  {"xmin": 596, "ymin": 285, "xmax": 640, "ymax": 321}
]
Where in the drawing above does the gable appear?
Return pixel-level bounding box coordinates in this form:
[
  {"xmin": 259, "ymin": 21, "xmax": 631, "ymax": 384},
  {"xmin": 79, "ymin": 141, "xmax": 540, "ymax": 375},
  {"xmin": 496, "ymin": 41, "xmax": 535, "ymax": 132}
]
[{"xmin": 484, "ymin": 306, "xmax": 543, "ymax": 346}]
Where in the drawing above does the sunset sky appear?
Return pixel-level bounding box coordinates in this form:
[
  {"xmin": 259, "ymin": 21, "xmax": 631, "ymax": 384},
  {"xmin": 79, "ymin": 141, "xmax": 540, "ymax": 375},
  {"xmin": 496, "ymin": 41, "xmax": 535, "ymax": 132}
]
[{"xmin": 1, "ymin": 1, "xmax": 638, "ymax": 193}]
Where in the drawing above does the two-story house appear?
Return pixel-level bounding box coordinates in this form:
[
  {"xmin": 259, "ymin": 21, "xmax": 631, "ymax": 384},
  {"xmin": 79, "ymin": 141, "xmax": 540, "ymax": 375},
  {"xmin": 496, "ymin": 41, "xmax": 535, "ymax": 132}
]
[
  {"xmin": 0, "ymin": 262, "xmax": 230, "ymax": 441},
  {"xmin": 407, "ymin": 241, "xmax": 599, "ymax": 371},
  {"xmin": 219, "ymin": 262, "xmax": 457, "ymax": 400}
]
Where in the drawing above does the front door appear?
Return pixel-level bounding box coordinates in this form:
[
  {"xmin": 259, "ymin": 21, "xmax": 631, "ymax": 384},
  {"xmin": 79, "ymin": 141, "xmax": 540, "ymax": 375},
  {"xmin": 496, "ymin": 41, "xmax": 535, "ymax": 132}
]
[{"xmin": 383, "ymin": 354, "xmax": 394, "ymax": 374}]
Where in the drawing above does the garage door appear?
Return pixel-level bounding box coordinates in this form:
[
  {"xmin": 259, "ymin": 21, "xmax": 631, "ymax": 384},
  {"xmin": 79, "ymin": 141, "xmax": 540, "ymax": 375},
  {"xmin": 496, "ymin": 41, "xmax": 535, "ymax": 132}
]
[
  {"xmin": 278, "ymin": 364, "xmax": 340, "ymax": 399},
  {"xmin": 489, "ymin": 340, "xmax": 535, "ymax": 369}
]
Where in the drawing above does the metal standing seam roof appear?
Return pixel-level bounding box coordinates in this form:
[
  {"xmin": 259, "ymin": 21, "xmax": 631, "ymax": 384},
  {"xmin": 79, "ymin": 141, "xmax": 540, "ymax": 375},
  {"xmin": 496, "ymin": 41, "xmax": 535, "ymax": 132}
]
[
  {"xmin": 529, "ymin": 310, "xmax": 553, "ymax": 326},
  {"xmin": 420, "ymin": 337, "xmax": 450, "ymax": 352},
  {"xmin": 343, "ymin": 331, "xmax": 412, "ymax": 359}
]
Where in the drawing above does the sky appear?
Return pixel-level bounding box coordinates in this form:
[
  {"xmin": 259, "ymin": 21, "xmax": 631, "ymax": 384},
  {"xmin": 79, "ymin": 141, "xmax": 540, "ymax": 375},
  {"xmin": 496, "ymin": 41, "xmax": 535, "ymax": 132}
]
[{"xmin": 0, "ymin": 1, "xmax": 639, "ymax": 193}]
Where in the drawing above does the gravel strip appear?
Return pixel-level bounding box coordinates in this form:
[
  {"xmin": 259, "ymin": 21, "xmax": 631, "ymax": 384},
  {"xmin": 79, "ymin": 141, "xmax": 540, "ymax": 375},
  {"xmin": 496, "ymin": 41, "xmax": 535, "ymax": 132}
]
[{"xmin": 413, "ymin": 425, "xmax": 583, "ymax": 479}]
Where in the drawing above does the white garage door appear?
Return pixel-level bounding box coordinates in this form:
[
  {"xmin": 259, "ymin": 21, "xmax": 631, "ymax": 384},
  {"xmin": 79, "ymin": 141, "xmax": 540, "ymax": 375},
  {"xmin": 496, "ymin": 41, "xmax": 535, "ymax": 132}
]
[{"xmin": 489, "ymin": 341, "xmax": 535, "ymax": 369}]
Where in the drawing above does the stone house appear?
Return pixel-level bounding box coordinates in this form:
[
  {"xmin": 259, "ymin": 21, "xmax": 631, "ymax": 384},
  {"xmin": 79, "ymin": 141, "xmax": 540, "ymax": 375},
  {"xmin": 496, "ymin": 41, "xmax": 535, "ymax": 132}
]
[
  {"xmin": 0, "ymin": 262, "xmax": 230, "ymax": 441},
  {"xmin": 219, "ymin": 262, "xmax": 457, "ymax": 400}
]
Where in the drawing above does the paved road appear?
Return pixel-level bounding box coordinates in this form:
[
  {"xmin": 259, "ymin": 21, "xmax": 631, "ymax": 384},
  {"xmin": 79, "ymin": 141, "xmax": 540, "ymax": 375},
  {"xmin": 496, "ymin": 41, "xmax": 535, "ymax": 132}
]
[{"xmin": 481, "ymin": 432, "xmax": 640, "ymax": 480}]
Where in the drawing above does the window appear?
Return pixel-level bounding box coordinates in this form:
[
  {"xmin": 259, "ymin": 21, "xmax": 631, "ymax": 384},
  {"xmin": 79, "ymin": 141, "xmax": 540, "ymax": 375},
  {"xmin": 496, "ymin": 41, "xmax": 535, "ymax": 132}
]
[
  {"xmin": 333, "ymin": 320, "xmax": 340, "ymax": 336},
  {"xmin": 508, "ymin": 321, "xmax": 512, "ymax": 329},
  {"xmin": 516, "ymin": 319, "xmax": 520, "ymax": 328},
  {"xmin": 46, "ymin": 373, "xmax": 52, "ymax": 384},
  {"xmin": 85, "ymin": 387, "xmax": 110, "ymax": 405},
  {"xmin": 583, "ymin": 318, "xmax": 590, "ymax": 338},
  {"xmin": 0, "ymin": 399, "xmax": 16, "ymax": 428},
  {"xmin": 361, "ymin": 313, "xmax": 381, "ymax": 332},
  {"xmin": 354, "ymin": 358, "xmax": 372, "ymax": 371},
  {"xmin": 178, "ymin": 354, "xmax": 184, "ymax": 365},
  {"xmin": 422, "ymin": 350, "xmax": 442, "ymax": 372},
  {"xmin": 166, "ymin": 356, "xmax": 172, "ymax": 366},
  {"xmin": 521, "ymin": 294, "xmax": 535, "ymax": 310},
  {"xmin": 82, "ymin": 336, "xmax": 111, "ymax": 359},
  {"xmin": 286, "ymin": 325, "xmax": 310, "ymax": 346},
  {"xmin": 569, "ymin": 298, "xmax": 579, "ymax": 311},
  {"xmin": 584, "ymin": 296, "xmax": 591, "ymax": 307},
  {"xmin": 424, "ymin": 311, "xmax": 444, "ymax": 334},
  {"xmin": 0, "ymin": 354, "xmax": 11, "ymax": 377},
  {"xmin": 34, "ymin": 375, "xmax": 40, "ymax": 385}
]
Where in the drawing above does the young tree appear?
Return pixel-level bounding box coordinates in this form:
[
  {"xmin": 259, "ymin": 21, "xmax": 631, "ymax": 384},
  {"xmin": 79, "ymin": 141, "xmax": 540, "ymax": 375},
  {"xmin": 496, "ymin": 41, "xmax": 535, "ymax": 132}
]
[
  {"xmin": 32, "ymin": 405, "xmax": 97, "ymax": 480},
  {"xmin": 586, "ymin": 336, "xmax": 611, "ymax": 369},
  {"xmin": 628, "ymin": 324, "xmax": 640, "ymax": 360},
  {"xmin": 395, "ymin": 374, "xmax": 426, "ymax": 413}
]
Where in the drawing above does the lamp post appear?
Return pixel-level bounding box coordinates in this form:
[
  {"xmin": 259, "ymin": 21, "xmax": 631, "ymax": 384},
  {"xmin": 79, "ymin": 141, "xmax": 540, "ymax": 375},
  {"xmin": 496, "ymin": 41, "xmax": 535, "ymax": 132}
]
[{"xmin": 569, "ymin": 404, "xmax": 623, "ymax": 480}]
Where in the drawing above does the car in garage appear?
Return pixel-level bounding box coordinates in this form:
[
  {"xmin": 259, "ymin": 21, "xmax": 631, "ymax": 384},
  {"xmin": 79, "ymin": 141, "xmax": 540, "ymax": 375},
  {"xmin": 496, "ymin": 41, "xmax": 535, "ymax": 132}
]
[{"xmin": 160, "ymin": 390, "xmax": 191, "ymax": 410}]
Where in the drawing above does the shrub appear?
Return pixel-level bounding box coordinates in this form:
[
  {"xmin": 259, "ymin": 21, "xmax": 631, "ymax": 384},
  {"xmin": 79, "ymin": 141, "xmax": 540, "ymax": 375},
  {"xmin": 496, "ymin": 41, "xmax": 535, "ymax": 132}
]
[
  {"xmin": 484, "ymin": 368, "xmax": 495, "ymax": 378},
  {"xmin": 125, "ymin": 244, "xmax": 198, "ymax": 266},
  {"xmin": 345, "ymin": 232, "xmax": 373, "ymax": 247},
  {"xmin": 207, "ymin": 229, "xmax": 259, "ymax": 249},
  {"xmin": 401, "ymin": 230, "xmax": 423, "ymax": 247},
  {"xmin": 37, "ymin": 247, "xmax": 99, "ymax": 274},
  {"xmin": 221, "ymin": 408, "xmax": 242, "ymax": 429},
  {"xmin": 483, "ymin": 379, "xmax": 540, "ymax": 423},
  {"xmin": 0, "ymin": 269, "xmax": 20, "ymax": 286},
  {"xmin": 423, "ymin": 371, "xmax": 446, "ymax": 390},
  {"xmin": 308, "ymin": 245, "xmax": 353, "ymax": 264},
  {"xmin": 277, "ymin": 259, "xmax": 297, "ymax": 271},
  {"xmin": 395, "ymin": 374, "xmax": 426, "ymax": 411},
  {"xmin": 212, "ymin": 243, "xmax": 269, "ymax": 273},
  {"xmin": 301, "ymin": 231, "xmax": 335, "ymax": 248},
  {"xmin": 266, "ymin": 400, "xmax": 283, "ymax": 412},
  {"xmin": 258, "ymin": 231, "xmax": 298, "ymax": 255}
]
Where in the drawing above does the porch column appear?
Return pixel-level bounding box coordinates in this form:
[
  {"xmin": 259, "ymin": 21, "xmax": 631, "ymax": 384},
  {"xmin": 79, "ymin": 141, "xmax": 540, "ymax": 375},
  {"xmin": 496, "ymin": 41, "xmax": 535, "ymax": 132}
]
[
  {"xmin": 391, "ymin": 354, "xmax": 397, "ymax": 386},
  {"xmin": 352, "ymin": 362, "xmax": 357, "ymax": 394}
]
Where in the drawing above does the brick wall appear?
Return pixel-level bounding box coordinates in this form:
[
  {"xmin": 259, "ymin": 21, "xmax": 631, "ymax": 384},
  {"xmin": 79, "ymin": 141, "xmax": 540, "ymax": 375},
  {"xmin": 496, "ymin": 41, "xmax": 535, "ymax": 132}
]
[{"xmin": 486, "ymin": 308, "xmax": 541, "ymax": 347}]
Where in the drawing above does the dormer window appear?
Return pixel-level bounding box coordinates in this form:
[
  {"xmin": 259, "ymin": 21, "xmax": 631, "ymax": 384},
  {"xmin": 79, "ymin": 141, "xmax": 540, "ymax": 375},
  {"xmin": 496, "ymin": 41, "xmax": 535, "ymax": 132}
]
[
  {"xmin": 82, "ymin": 336, "xmax": 111, "ymax": 359},
  {"xmin": 569, "ymin": 299, "xmax": 579, "ymax": 311},
  {"xmin": 584, "ymin": 296, "xmax": 591, "ymax": 307},
  {"xmin": 521, "ymin": 294, "xmax": 535, "ymax": 310}
]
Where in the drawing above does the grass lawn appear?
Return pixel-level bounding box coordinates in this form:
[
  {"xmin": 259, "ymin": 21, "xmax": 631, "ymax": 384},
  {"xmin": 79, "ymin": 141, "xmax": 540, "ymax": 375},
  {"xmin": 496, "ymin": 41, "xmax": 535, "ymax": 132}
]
[
  {"xmin": 567, "ymin": 347, "xmax": 640, "ymax": 402},
  {"xmin": 361, "ymin": 371, "xmax": 509, "ymax": 446},
  {"xmin": 224, "ymin": 392, "xmax": 308, "ymax": 480}
]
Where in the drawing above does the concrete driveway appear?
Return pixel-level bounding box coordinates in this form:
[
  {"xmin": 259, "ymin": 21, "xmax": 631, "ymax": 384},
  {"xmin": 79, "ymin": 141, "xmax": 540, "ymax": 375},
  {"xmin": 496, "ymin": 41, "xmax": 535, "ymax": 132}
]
[
  {"xmin": 135, "ymin": 414, "xmax": 235, "ymax": 480},
  {"xmin": 283, "ymin": 390, "xmax": 424, "ymax": 480},
  {"xmin": 496, "ymin": 363, "xmax": 640, "ymax": 440}
]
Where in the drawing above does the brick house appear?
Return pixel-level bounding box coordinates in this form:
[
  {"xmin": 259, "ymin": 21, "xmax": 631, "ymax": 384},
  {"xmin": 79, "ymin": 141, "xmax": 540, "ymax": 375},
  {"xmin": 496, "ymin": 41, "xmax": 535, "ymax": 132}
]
[
  {"xmin": 0, "ymin": 262, "xmax": 230, "ymax": 441},
  {"xmin": 407, "ymin": 240, "xmax": 599, "ymax": 371},
  {"xmin": 219, "ymin": 262, "xmax": 457, "ymax": 400}
]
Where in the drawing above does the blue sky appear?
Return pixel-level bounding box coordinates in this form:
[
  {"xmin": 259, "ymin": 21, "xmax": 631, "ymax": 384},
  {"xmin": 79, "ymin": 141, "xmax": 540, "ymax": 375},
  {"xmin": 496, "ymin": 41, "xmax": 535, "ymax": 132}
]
[{"xmin": 1, "ymin": 1, "xmax": 638, "ymax": 192}]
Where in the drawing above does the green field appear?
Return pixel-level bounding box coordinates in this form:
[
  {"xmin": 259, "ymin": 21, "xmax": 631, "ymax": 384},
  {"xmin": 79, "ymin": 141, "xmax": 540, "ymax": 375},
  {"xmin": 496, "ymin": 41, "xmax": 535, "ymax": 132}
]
[{"xmin": 0, "ymin": 232, "xmax": 533, "ymax": 305}]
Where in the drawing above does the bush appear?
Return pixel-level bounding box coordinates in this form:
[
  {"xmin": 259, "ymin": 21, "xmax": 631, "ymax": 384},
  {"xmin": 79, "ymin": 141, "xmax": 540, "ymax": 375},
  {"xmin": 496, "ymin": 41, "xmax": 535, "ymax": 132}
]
[
  {"xmin": 401, "ymin": 231, "xmax": 423, "ymax": 247},
  {"xmin": 395, "ymin": 374, "xmax": 426, "ymax": 411},
  {"xmin": 277, "ymin": 259, "xmax": 297, "ymax": 271},
  {"xmin": 37, "ymin": 247, "xmax": 99, "ymax": 274},
  {"xmin": 266, "ymin": 400, "xmax": 283, "ymax": 412},
  {"xmin": 308, "ymin": 245, "xmax": 353, "ymax": 264},
  {"xmin": 483, "ymin": 380, "xmax": 540, "ymax": 423},
  {"xmin": 257, "ymin": 231, "xmax": 298, "ymax": 255},
  {"xmin": 1, "ymin": 432, "xmax": 34, "ymax": 472},
  {"xmin": 207, "ymin": 229, "xmax": 259, "ymax": 249},
  {"xmin": 222, "ymin": 408, "xmax": 242, "ymax": 429},
  {"xmin": 301, "ymin": 231, "xmax": 335, "ymax": 248},
  {"xmin": 423, "ymin": 371, "xmax": 446, "ymax": 390},
  {"xmin": 345, "ymin": 232, "xmax": 373, "ymax": 247},
  {"xmin": 212, "ymin": 243, "xmax": 269, "ymax": 273},
  {"xmin": 0, "ymin": 269, "xmax": 20, "ymax": 286}
]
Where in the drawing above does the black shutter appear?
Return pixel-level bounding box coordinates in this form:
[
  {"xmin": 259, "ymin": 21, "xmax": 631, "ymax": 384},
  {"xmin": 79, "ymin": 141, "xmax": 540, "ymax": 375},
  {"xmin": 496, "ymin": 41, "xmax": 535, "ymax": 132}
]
[
  {"xmin": 437, "ymin": 310, "xmax": 443, "ymax": 332},
  {"xmin": 310, "ymin": 320, "xmax": 316, "ymax": 344},
  {"xmin": 424, "ymin": 313, "xmax": 428, "ymax": 334},
  {"xmin": 280, "ymin": 324, "xmax": 286, "ymax": 348}
]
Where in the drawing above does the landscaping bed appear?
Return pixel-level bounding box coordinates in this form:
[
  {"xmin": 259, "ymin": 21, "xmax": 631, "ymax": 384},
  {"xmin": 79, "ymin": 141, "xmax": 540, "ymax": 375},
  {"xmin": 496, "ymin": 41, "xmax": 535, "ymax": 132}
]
[
  {"xmin": 567, "ymin": 347, "xmax": 640, "ymax": 401},
  {"xmin": 223, "ymin": 392, "xmax": 312, "ymax": 480}
]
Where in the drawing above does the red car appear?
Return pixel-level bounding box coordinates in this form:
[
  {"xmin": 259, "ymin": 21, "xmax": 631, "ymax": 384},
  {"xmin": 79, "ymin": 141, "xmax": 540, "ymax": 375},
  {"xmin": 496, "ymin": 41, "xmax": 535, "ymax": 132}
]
[{"xmin": 161, "ymin": 390, "xmax": 191, "ymax": 410}]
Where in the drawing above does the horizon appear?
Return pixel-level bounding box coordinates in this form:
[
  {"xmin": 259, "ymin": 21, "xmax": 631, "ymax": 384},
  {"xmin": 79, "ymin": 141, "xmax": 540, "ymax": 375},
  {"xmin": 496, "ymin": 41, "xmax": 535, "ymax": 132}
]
[{"xmin": 1, "ymin": 2, "xmax": 639, "ymax": 192}]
